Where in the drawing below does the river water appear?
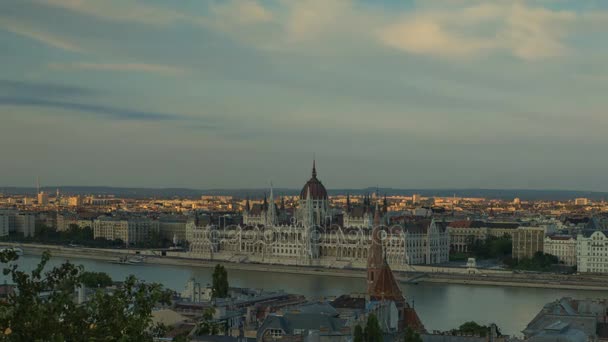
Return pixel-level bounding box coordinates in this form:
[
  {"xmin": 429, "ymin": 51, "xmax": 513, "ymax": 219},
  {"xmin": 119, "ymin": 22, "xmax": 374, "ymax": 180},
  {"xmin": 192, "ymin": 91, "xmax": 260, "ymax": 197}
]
[{"xmin": 3, "ymin": 254, "xmax": 608, "ymax": 337}]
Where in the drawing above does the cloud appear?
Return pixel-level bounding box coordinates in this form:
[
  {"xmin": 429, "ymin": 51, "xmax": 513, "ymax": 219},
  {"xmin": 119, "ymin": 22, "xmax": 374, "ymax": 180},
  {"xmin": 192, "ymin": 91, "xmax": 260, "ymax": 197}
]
[
  {"xmin": 211, "ymin": 0, "xmax": 273, "ymax": 25},
  {"xmin": 377, "ymin": 2, "xmax": 578, "ymax": 60},
  {"xmin": 379, "ymin": 17, "xmax": 496, "ymax": 58},
  {"xmin": 48, "ymin": 62, "xmax": 186, "ymax": 76},
  {"xmin": 0, "ymin": 79, "xmax": 97, "ymax": 98},
  {"xmin": 34, "ymin": 0, "xmax": 187, "ymax": 26},
  {"xmin": 0, "ymin": 17, "xmax": 83, "ymax": 52},
  {"xmin": 0, "ymin": 96, "xmax": 185, "ymax": 122}
]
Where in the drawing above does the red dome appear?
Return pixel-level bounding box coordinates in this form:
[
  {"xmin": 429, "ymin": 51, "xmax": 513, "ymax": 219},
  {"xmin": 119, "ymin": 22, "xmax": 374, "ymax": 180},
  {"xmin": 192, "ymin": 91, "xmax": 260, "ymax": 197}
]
[{"xmin": 300, "ymin": 161, "xmax": 328, "ymax": 200}]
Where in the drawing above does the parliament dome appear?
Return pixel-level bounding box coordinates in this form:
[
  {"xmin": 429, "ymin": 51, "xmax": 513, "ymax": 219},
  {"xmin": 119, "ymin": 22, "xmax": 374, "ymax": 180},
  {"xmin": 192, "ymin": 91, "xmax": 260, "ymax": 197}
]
[{"xmin": 299, "ymin": 161, "xmax": 328, "ymax": 200}]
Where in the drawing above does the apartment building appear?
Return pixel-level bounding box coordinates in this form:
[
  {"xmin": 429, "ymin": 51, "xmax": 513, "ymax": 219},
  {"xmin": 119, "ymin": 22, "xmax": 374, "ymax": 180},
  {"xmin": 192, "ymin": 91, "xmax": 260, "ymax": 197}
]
[
  {"xmin": 93, "ymin": 217, "xmax": 159, "ymax": 245},
  {"xmin": 512, "ymin": 226, "xmax": 553, "ymax": 260},
  {"xmin": 577, "ymin": 230, "xmax": 608, "ymax": 273},
  {"xmin": 543, "ymin": 235, "xmax": 577, "ymax": 266}
]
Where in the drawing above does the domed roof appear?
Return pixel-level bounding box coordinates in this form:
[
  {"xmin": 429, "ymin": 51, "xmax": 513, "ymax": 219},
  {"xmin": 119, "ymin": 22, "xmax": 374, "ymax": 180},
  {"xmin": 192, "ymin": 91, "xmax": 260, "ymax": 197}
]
[{"xmin": 300, "ymin": 161, "xmax": 328, "ymax": 200}]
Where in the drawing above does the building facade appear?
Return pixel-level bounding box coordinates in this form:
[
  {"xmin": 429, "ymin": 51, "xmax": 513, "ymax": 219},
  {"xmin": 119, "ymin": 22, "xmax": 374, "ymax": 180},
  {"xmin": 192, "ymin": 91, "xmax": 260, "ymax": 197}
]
[
  {"xmin": 0, "ymin": 215, "xmax": 8, "ymax": 237},
  {"xmin": 158, "ymin": 217, "xmax": 188, "ymax": 243},
  {"xmin": 512, "ymin": 226, "xmax": 551, "ymax": 260},
  {"xmin": 577, "ymin": 230, "xmax": 608, "ymax": 273},
  {"xmin": 93, "ymin": 217, "xmax": 159, "ymax": 245},
  {"xmin": 543, "ymin": 235, "xmax": 577, "ymax": 267},
  {"xmin": 448, "ymin": 221, "xmax": 519, "ymax": 253},
  {"xmin": 186, "ymin": 162, "xmax": 450, "ymax": 269}
]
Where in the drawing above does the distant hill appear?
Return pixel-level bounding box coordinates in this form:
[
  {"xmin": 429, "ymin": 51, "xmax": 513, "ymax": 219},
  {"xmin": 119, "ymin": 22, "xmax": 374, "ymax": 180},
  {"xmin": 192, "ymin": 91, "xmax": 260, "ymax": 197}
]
[{"xmin": 1, "ymin": 186, "xmax": 606, "ymax": 201}]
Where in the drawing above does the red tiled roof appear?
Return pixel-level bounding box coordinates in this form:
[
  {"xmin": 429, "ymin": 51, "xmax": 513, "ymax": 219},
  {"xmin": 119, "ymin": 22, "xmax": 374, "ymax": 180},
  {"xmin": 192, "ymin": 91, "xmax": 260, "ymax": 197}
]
[
  {"xmin": 404, "ymin": 307, "xmax": 426, "ymax": 333},
  {"xmin": 370, "ymin": 263, "xmax": 404, "ymax": 302}
]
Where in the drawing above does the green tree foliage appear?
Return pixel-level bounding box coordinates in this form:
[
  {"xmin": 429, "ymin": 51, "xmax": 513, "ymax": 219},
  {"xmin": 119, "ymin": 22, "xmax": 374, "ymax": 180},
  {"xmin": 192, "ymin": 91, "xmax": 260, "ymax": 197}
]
[
  {"xmin": 354, "ymin": 324, "xmax": 364, "ymax": 342},
  {"xmin": 81, "ymin": 271, "xmax": 113, "ymax": 288},
  {"xmin": 457, "ymin": 321, "xmax": 488, "ymax": 337},
  {"xmin": 211, "ymin": 264, "xmax": 229, "ymax": 299},
  {"xmin": 364, "ymin": 314, "xmax": 383, "ymax": 342},
  {"xmin": 195, "ymin": 308, "xmax": 222, "ymax": 335},
  {"xmin": 0, "ymin": 250, "xmax": 172, "ymax": 341},
  {"xmin": 507, "ymin": 251, "xmax": 559, "ymax": 271},
  {"xmin": 466, "ymin": 235, "xmax": 512, "ymax": 260},
  {"xmin": 450, "ymin": 321, "xmax": 501, "ymax": 337},
  {"xmin": 404, "ymin": 327, "xmax": 422, "ymax": 342}
]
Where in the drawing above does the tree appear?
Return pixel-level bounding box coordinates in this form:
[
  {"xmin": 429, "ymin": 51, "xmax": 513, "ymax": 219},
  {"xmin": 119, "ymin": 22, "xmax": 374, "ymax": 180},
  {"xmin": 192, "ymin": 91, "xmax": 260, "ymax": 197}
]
[
  {"xmin": 364, "ymin": 314, "xmax": 383, "ymax": 342},
  {"xmin": 404, "ymin": 327, "xmax": 422, "ymax": 342},
  {"xmin": 451, "ymin": 321, "xmax": 495, "ymax": 337},
  {"xmin": 354, "ymin": 325, "xmax": 364, "ymax": 342},
  {"xmin": 81, "ymin": 271, "xmax": 113, "ymax": 288},
  {"xmin": 510, "ymin": 252, "xmax": 560, "ymax": 272},
  {"xmin": 0, "ymin": 249, "xmax": 172, "ymax": 341},
  {"xmin": 195, "ymin": 308, "xmax": 222, "ymax": 335},
  {"xmin": 211, "ymin": 264, "xmax": 229, "ymax": 299}
]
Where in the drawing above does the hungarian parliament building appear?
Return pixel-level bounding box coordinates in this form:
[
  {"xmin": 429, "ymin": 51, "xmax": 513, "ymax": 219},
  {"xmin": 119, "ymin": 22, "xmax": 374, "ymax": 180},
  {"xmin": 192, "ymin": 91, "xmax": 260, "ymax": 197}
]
[{"xmin": 186, "ymin": 162, "xmax": 450, "ymax": 270}]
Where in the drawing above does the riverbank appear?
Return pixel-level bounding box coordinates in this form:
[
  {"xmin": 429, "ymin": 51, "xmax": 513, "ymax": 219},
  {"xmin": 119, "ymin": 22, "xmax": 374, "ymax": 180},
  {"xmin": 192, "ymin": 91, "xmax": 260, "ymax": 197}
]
[{"xmin": 7, "ymin": 242, "xmax": 608, "ymax": 291}]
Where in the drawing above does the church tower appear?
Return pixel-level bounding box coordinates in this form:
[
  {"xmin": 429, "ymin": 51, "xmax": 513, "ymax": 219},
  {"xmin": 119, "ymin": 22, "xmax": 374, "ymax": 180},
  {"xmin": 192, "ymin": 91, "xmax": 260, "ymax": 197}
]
[{"xmin": 367, "ymin": 204, "xmax": 384, "ymax": 293}]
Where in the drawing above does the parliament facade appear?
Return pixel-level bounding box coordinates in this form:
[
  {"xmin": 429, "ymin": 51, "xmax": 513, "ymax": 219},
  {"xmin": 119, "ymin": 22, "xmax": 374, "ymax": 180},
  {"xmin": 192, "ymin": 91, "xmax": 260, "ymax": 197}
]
[{"xmin": 186, "ymin": 162, "xmax": 449, "ymax": 270}]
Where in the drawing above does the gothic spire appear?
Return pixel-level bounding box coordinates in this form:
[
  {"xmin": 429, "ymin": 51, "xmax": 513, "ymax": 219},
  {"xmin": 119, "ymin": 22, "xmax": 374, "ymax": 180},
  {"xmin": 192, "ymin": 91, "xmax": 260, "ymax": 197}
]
[
  {"xmin": 383, "ymin": 194, "xmax": 388, "ymax": 214},
  {"xmin": 267, "ymin": 182, "xmax": 278, "ymax": 226},
  {"xmin": 312, "ymin": 159, "xmax": 317, "ymax": 178},
  {"xmin": 263, "ymin": 192, "xmax": 268, "ymax": 211},
  {"xmin": 374, "ymin": 201, "xmax": 381, "ymax": 227},
  {"xmin": 346, "ymin": 193, "xmax": 351, "ymax": 212}
]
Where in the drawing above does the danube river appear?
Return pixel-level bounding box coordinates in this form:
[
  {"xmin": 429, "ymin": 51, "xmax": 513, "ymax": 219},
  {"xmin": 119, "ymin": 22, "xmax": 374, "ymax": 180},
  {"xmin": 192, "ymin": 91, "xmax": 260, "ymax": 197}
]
[{"xmin": 4, "ymin": 254, "xmax": 608, "ymax": 337}]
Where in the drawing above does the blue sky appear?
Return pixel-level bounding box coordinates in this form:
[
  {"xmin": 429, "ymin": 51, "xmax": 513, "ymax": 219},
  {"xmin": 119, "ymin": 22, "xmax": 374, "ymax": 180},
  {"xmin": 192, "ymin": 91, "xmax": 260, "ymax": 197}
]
[{"xmin": 1, "ymin": 0, "xmax": 607, "ymax": 190}]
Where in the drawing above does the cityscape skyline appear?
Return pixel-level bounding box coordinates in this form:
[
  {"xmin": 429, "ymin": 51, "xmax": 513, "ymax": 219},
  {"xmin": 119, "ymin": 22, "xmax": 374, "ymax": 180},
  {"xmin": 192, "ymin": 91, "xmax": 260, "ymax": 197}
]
[
  {"xmin": 4, "ymin": 1, "xmax": 608, "ymax": 341},
  {"xmin": 2, "ymin": 0, "xmax": 608, "ymax": 190}
]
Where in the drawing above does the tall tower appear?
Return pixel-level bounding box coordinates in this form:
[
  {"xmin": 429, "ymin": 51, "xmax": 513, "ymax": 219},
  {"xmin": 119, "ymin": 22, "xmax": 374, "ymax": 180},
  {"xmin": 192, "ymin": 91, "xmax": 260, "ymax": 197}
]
[
  {"xmin": 367, "ymin": 204, "xmax": 384, "ymax": 294},
  {"xmin": 266, "ymin": 183, "xmax": 278, "ymax": 226}
]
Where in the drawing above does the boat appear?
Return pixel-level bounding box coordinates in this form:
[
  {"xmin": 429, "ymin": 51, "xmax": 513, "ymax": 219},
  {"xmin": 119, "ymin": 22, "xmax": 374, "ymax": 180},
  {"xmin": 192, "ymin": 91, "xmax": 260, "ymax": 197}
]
[
  {"xmin": 0, "ymin": 247, "xmax": 24, "ymax": 256},
  {"xmin": 110, "ymin": 256, "xmax": 145, "ymax": 265},
  {"xmin": 128, "ymin": 256, "xmax": 145, "ymax": 264}
]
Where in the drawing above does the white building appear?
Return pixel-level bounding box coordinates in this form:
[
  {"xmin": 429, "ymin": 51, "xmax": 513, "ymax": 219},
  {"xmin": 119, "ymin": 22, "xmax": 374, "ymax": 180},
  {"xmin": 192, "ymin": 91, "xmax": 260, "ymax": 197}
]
[
  {"xmin": 0, "ymin": 210, "xmax": 35, "ymax": 237},
  {"xmin": 577, "ymin": 230, "xmax": 608, "ymax": 273},
  {"xmin": 186, "ymin": 162, "xmax": 450, "ymax": 269},
  {"xmin": 544, "ymin": 235, "xmax": 577, "ymax": 266},
  {"xmin": 181, "ymin": 277, "xmax": 212, "ymax": 302},
  {"xmin": 93, "ymin": 217, "xmax": 159, "ymax": 245}
]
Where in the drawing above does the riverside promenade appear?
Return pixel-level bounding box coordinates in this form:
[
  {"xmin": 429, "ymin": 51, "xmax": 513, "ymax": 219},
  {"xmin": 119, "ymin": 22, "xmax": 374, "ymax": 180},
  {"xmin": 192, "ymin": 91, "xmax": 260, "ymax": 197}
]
[{"xmin": 6, "ymin": 242, "xmax": 608, "ymax": 291}]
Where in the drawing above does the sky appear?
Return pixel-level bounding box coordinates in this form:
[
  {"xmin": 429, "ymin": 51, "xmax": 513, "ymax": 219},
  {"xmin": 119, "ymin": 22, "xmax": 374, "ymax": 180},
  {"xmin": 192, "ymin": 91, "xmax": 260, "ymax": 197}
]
[{"xmin": 1, "ymin": 0, "xmax": 607, "ymax": 191}]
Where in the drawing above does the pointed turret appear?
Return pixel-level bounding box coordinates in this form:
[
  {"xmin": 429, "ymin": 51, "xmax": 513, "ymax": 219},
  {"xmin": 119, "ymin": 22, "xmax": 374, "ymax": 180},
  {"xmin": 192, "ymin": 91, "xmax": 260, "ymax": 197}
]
[
  {"xmin": 373, "ymin": 202, "xmax": 382, "ymax": 227},
  {"xmin": 245, "ymin": 196, "xmax": 251, "ymax": 212},
  {"xmin": 367, "ymin": 202, "xmax": 384, "ymax": 293},
  {"xmin": 305, "ymin": 187, "xmax": 314, "ymax": 228},
  {"xmin": 263, "ymin": 192, "xmax": 268, "ymax": 211},
  {"xmin": 312, "ymin": 159, "xmax": 317, "ymax": 178},
  {"xmin": 346, "ymin": 193, "xmax": 351, "ymax": 212},
  {"xmin": 267, "ymin": 183, "xmax": 278, "ymax": 226},
  {"xmin": 383, "ymin": 194, "xmax": 388, "ymax": 214}
]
